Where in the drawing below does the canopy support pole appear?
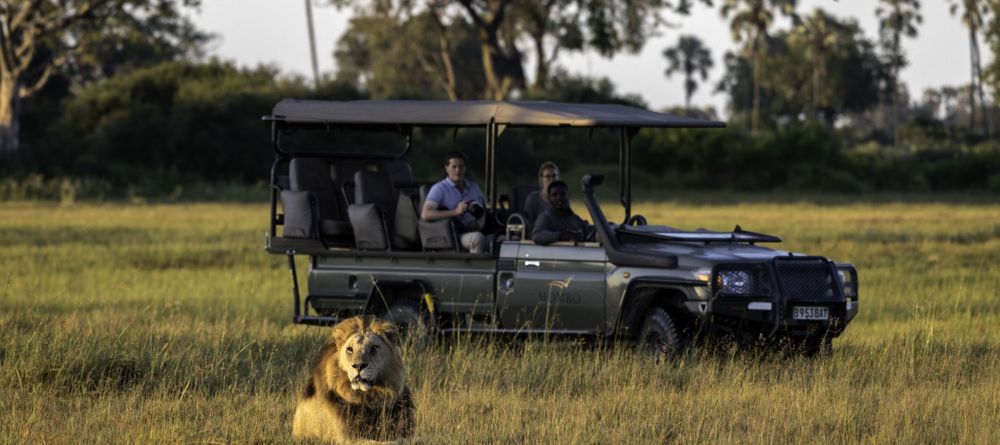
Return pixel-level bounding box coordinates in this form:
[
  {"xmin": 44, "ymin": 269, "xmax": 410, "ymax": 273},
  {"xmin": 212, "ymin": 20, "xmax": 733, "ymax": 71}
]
[
  {"xmin": 619, "ymin": 127, "xmax": 633, "ymax": 223},
  {"xmin": 485, "ymin": 119, "xmax": 498, "ymax": 209}
]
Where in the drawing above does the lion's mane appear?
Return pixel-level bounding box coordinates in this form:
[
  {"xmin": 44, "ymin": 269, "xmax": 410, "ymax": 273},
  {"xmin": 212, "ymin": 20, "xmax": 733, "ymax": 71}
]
[{"xmin": 292, "ymin": 316, "xmax": 415, "ymax": 444}]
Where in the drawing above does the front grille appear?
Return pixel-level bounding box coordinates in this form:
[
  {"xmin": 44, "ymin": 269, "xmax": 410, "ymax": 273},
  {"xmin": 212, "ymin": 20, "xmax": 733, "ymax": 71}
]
[{"xmin": 774, "ymin": 258, "xmax": 836, "ymax": 301}]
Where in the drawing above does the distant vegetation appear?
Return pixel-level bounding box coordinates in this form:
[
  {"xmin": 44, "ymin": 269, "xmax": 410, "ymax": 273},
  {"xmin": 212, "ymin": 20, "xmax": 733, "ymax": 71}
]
[{"xmin": 2, "ymin": 0, "xmax": 1000, "ymax": 198}]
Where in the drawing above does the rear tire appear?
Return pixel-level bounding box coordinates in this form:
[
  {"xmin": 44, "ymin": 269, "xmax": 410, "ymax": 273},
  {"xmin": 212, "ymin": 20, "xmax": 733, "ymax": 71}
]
[
  {"xmin": 638, "ymin": 307, "xmax": 680, "ymax": 359},
  {"xmin": 383, "ymin": 300, "xmax": 431, "ymax": 349}
]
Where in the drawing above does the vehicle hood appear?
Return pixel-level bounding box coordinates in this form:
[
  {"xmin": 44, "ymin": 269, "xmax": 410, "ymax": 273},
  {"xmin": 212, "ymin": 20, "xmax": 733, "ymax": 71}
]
[{"xmin": 622, "ymin": 240, "xmax": 799, "ymax": 267}]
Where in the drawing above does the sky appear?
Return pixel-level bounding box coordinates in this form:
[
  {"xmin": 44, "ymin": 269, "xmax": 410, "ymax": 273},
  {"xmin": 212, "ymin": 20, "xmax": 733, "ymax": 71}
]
[{"xmin": 188, "ymin": 0, "xmax": 986, "ymax": 113}]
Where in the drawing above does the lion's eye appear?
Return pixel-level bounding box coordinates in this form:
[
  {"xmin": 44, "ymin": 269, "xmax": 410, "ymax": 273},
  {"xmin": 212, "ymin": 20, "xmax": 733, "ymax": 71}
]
[
  {"xmin": 345, "ymin": 346, "xmax": 353, "ymax": 354},
  {"xmin": 370, "ymin": 345, "xmax": 380, "ymax": 354}
]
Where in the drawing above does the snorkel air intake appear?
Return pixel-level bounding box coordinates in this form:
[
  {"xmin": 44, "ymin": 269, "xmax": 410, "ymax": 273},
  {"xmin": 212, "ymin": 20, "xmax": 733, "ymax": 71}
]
[{"xmin": 581, "ymin": 174, "xmax": 678, "ymax": 269}]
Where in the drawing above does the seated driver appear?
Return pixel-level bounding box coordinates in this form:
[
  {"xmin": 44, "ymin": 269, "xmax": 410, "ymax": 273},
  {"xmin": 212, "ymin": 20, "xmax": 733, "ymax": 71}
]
[
  {"xmin": 531, "ymin": 180, "xmax": 595, "ymax": 245},
  {"xmin": 421, "ymin": 151, "xmax": 487, "ymax": 253}
]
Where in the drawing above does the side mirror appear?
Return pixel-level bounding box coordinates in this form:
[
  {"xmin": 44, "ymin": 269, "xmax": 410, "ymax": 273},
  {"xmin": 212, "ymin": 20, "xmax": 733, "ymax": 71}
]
[{"xmin": 581, "ymin": 174, "xmax": 604, "ymax": 193}]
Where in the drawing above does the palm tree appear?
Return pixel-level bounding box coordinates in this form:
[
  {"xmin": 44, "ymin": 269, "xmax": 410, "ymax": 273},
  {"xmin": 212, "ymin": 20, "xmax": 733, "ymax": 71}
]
[
  {"xmin": 876, "ymin": 0, "xmax": 922, "ymax": 147},
  {"xmin": 948, "ymin": 0, "xmax": 991, "ymax": 136},
  {"xmin": 788, "ymin": 9, "xmax": 844, "ymax": 123},
  {"xmin": 720, "ymin": 0, "xmax": 797, "ymax": 133},
  {"xmin": 663, "ymin": 35, "xmax": 714, "ymax": 112}
]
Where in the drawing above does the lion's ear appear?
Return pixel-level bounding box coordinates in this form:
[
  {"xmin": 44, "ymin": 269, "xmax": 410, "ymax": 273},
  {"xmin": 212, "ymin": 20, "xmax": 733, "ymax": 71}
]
[
  {"xmin": 330, "ymin": 316, "xmax": 360, "ymax": 346},
  {"xmin": 371, "ymin": 318, "xmax": 403, "ymax": 346}
]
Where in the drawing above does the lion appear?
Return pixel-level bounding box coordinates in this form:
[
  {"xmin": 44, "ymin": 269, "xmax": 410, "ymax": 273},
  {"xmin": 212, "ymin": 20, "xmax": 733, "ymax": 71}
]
[{"xmin": 292, "ymin": 316, "xmax": 415, "ymax": 444}]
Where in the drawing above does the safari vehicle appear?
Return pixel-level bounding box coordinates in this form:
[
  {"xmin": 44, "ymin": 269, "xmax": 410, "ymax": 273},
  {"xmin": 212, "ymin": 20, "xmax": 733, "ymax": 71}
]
[{"xmin": 263, "ymin": 100, "xmax": 859, "ymax": 354}]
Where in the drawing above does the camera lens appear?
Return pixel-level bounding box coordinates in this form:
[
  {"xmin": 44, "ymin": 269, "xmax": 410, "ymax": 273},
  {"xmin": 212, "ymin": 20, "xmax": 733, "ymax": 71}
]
[{"xmin": 468, "ymin": 202, "xmax": 485, "ymax": 218}]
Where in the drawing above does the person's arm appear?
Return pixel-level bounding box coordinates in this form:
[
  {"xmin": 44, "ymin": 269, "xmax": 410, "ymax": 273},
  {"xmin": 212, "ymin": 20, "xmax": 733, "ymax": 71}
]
[
  {"xmin": 421, "ymin": 199, "xmax": 467, "ymax": 222},
  {"xmin": 531, "ymin": 212, "xmax": 562, "ymax": 245},
  {"xmin": 420, "ymin": 184, "xmax": 468, "ymax": 222}
]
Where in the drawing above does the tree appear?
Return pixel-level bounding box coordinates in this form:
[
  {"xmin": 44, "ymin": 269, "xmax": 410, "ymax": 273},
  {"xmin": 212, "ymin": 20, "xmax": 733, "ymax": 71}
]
[
  {"xmin": 331, "ymin": 0, "xmax": 710, "ymax": 100},
  {"xmin": 948, "ymin": 0, "xmax": 991, "ymax": 136},
  {"xmin": 720, "ymin": 0, "xmax": 797, "ymax": 134},
  {"xmin": 0, "ymin": 0, "xmax": 202, "ymax": 154},
  {"xmin": 788, "ymin": 9, "xmax": 842, "ymax": 122},
  {"xmin": 662, "ymin": 35, "xmax": 713, "ymax": 112},
  {"xmin": 334, "ymin": 11, "xmax": 486, "ymax": 100},
  {"xmin": 876, "ymin": 0, "xmax": 922, "ymax": 147},
  {"xmin": 718, "ymin": 14, "xmax": 886, "ymax": 127}
]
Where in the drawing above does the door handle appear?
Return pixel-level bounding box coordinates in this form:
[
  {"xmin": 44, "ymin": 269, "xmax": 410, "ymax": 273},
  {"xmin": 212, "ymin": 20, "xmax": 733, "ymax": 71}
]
[{"xmin": 525, "ymin": 260, "xmax": 540, "ymax": 268}]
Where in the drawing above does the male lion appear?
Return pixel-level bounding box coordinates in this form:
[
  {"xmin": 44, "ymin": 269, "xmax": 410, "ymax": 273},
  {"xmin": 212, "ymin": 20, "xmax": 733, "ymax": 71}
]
[{"xmin": 292, "ymin": 316, "xmax": 415, "ymax": 444}]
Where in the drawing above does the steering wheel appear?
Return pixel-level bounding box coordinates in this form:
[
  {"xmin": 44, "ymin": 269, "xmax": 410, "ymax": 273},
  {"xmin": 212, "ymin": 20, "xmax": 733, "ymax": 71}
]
[{"xmin": 626, "ymin": 214, "xmax": 648, "ymax": 227}]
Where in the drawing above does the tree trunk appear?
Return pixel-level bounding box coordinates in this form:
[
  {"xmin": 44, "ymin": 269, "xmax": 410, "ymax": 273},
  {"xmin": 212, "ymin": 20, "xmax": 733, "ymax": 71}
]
[
  {"xmin": 751, "ymin": 40, "xmax": 761, "ymax": 134},
  {"xmin": 0, "ymin": 73, "xmax": 20, "ymax": 154},
  {"xmin": 479, "ymin": 40, "xmax": 503, "ymax": 100},
  {"xmin": 812, "ymin": 60, "xmax": 821, "ymax": 121},
  {"xmin": 968, "ymin": 26, "xmax": 978, "ymax": 132},
  {"xmin": 533, "ymin": 33, "xmax": 549, "ymax": 90},
  {"xmin": 891, "ymin": 33, "xmax": 900, "ymax": 148},
  {"xmin": 684, "ymin": 75, "xmax": 692, "ymax": 112},
  {"xmin": 970, "ymin": 27, "xmax": 991, "ymax": 136}
]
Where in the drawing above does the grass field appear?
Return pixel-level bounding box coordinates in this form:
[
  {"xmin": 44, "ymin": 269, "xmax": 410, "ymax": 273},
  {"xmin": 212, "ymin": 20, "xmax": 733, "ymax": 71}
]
[{"xmin": 1, "ymin": 199, "xmax": 999, "ymax": 444}]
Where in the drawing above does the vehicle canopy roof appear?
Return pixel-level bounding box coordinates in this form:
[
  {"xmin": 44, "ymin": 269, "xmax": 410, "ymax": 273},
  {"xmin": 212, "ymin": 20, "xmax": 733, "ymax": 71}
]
[{"xmin": 267, "ymin": 99, "xmax": 725, "ymax": 128}]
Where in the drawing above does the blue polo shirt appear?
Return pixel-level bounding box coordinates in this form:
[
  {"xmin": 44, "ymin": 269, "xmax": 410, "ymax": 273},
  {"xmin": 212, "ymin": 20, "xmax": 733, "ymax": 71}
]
[{"xmin": 425, "ymin": 177, "xmax": 484, "ymax": 230}]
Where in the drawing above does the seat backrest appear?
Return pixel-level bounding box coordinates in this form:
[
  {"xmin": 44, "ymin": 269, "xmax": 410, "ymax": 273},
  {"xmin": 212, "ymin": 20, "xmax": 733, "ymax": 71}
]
[
  {"xmin": 511, "ymin": 185, "xmax": 539, "ymax": 213},
  {"xmin": 354, "ymin": 169, "xmax": 398, "ymax": 213},
  {"xmin": 290, "ymin": 158, "xmax": 346, "ymax": 221},
  {"xmin": 385, "ymin": 160, "xmax": 414, "ymax": 182}
]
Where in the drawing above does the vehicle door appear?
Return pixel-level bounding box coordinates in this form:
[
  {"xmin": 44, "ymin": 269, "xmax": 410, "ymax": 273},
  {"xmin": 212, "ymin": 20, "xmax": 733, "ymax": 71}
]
[{"xmin": 497, "ymin": 241, "xmax": 608, "ymax": 332}]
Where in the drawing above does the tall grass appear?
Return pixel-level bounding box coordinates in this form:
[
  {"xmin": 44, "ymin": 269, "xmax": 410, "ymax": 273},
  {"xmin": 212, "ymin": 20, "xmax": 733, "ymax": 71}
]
[{"xmin": 1, "ymin": 200, "xmax": 998, "ymax": 444}]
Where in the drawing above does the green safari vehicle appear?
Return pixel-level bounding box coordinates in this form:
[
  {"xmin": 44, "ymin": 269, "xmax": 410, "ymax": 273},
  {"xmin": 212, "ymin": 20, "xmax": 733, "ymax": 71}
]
[{"xmin": 263, "ymin": 100, "xmax": 859, "ymax": 354}]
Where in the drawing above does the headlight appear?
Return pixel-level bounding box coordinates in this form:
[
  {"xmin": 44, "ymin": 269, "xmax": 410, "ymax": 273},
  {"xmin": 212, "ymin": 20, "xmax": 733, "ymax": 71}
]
[
  {"xmin": 715, "ymin": 270, "xmax": 754, "ymax": 296},
  {"xmin": 837, "ymin": 266, "xmax": 858, "ymax": 299}
]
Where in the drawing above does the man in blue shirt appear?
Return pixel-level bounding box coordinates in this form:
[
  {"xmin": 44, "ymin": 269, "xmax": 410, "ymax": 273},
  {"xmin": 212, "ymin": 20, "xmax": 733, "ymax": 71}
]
[{"xmin": 421, "ymin": 152, "xmax": 487, "ymax": 253}]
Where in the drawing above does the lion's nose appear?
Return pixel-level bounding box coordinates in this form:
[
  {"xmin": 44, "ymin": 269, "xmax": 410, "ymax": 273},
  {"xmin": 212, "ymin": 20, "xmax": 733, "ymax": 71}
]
[{"xmin": 352, "ymin": 362, "xmax": 368, "ymax": 371}]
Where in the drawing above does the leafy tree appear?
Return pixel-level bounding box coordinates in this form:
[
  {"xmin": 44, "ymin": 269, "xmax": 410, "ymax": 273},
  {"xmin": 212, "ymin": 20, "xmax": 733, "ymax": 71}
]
[
  {"xmin": 0, "ymin": 0, "xmax": 203, "ymax": 154},
  {"xmin": 876, "ymin": 0, "xmax": 922, "ymax": 146},
  {"xmin": 948, "ymin": 0, "xmax": 991, "ymax": 136},
  {"xmin": 331, "ymin": 0, "xmax": 710, "ymax": 100},
  {"xmin": 720, "ymin": 0, "xmax": 797, "ymax": 134},
  {"xmin": 718, "ymin": 13, "xmax": 885, "ymax": 128},
  {"xmin": 786, "ymin": 10, "xmax": 887, "ymax": 125},
  {"xmin": 788, "ymin": 9, "xmax": 841, "ymax": 121},
  {"xmin": 662, "ymin": 35, "xmax": 713, "ymax": 112},
  {"xmin": 27, "ymin": 61, "xmax": 357, "ymax": 186},
  {"xmin": 334, "ymin": 12, "xmax": 485, "ymax": 100}
]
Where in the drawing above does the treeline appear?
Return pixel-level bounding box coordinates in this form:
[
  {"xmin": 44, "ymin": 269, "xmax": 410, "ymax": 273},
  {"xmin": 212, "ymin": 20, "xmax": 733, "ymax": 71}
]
[{"xmin": 2, "ymin": 0, "xmax": 1000, "ymax": 199}]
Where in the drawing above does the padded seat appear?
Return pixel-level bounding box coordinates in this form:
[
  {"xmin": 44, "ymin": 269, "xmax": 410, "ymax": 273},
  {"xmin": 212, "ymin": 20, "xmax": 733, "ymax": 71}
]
[
  {"xmin": 347, "ymin": 168, "xmax": 420, "ymax": 250},
  {"xmin": 416, "ymin": 184, "xmax": 460, "ymax": 251},
  {"xmin": 320, "ymin": 219, "xmax": 353, "ymax": 236},
  {"xmin": 282, "ymin": 158, "xmax": 354, "ymax": 247}
]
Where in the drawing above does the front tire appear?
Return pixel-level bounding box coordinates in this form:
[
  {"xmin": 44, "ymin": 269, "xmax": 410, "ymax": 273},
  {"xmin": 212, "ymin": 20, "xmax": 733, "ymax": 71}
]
[{"xmin": 638, "ymin": 307, "xmax": 680, "ymax": 358}]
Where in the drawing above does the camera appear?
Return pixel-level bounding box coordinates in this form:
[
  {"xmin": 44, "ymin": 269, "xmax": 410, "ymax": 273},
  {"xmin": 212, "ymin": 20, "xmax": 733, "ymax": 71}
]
[{"xmin": 467, "ymin": 202, "xmax": 485, "ymax": 218}]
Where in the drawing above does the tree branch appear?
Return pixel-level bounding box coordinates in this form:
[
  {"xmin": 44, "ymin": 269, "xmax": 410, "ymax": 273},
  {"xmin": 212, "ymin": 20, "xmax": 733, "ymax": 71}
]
[
  {"xmin": 9, "ymin": 0, "xmax": 44, "ymax": 32},
  {"xmin": 19, "ymin": 57, "xmax": 60, "ymax": 98},
  {"xmin": 0, "ymin": 17, "xmax": 15, "ymax": 73},
  {"xmin": 457, "ymin": 0, "xmax": 486, "ymax": 29}
]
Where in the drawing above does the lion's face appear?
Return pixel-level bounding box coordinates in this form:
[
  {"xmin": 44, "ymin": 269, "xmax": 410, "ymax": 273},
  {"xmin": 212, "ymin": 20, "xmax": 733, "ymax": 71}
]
[
  {"xmin": 320, "ymin": 316, "xmax": 405, "ymax": 396},
  {"xmin": 338, "ymin": 330, "xmax": 392, "ymax": 392}
]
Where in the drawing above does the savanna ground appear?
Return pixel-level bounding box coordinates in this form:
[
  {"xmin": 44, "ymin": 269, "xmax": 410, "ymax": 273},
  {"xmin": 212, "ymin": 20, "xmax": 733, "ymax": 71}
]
[{"xmin": 1, "ymin": 198, "xmax": 999, "ymax": 444}]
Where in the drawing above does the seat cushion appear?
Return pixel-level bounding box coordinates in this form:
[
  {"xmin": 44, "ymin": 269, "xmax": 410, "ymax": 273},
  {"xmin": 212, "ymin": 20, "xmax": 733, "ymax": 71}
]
[{"xmin": 320, "ymin": 219, "xmax": 353, "ymax": 237}]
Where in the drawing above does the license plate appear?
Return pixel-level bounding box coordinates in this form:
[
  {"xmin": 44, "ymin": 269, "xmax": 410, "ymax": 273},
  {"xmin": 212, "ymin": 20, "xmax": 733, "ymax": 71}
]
[{"xmin": 792, "ymin": 306, "xmax": 829, "ymax": 320}]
